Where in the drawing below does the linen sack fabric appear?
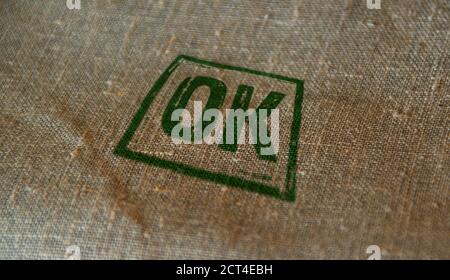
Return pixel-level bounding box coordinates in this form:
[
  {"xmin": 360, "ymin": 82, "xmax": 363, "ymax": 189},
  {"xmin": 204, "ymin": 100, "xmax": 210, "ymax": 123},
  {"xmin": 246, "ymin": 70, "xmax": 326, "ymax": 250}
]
[{"xmin": 0, "ymin": 0, "xmax": 448, "ymax": 259}]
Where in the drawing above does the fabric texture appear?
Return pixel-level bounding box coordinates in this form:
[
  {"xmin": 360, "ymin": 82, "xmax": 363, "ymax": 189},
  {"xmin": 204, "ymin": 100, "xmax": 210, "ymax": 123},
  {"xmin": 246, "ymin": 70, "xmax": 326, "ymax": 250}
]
[{"xmin": 0, "ymin": 0, "xmax": 449, "ymax": 259}]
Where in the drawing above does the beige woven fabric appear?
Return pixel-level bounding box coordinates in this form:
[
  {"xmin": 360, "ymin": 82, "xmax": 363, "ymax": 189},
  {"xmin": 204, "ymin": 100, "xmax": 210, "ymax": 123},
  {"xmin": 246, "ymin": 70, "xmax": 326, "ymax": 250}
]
[{"xmin": 0, "ymin": 0, "xmax": 448, "ymax": 259}]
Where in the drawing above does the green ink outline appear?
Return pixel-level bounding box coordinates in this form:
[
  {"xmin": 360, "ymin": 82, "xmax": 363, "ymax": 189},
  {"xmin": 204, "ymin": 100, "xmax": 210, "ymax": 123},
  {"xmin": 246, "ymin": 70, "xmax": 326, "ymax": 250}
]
[{"xmin": 114, "ymin": 55, "xmax": 304, "ymax": 202}]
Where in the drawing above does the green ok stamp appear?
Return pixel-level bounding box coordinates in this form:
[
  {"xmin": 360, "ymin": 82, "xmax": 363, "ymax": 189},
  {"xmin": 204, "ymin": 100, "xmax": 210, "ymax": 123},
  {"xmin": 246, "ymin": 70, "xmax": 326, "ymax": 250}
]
[{"xmin": 114, "ymin": 55, "xmax": 304, "ymax": 201}]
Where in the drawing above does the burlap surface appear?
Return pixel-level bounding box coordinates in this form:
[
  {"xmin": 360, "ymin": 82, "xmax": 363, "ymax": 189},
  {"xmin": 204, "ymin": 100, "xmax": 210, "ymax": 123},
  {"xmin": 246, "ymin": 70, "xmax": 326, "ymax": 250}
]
[{"xmin": 0, "ymin": 0, "xmax": 448, "ymax": 259}]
